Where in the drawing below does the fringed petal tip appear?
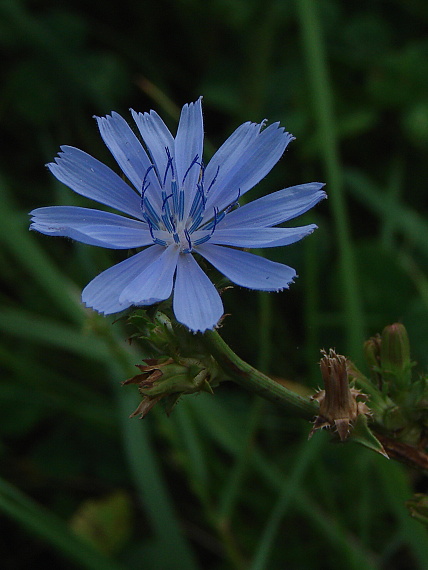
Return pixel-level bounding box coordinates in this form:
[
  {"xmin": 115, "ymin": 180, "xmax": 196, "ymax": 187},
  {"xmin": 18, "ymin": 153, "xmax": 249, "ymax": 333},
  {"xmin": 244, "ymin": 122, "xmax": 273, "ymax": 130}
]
[
  {"xmin": 275, "ymin": 273, "xmax": 298, "ymax": 293},
  {"xmin": 187, "ymin": 321, "xmax": 221, "ymax": 335},
  {"xmin": 316, "ymin": 183, "xmax": 328, "ymax": 197}
]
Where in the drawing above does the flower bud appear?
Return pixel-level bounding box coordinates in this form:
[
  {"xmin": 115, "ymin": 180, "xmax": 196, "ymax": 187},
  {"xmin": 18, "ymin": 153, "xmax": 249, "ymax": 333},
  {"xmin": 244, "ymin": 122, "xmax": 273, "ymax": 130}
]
[
  {"xmin": 123, "ymin": 356, "xmax": 220, "ymax": 418},
  {"xmin": 380, "ymin": 323, "xmax": 412, "ymax": 389},
  {"xmin": 364, "ymin": 334, "xmax": 382, "ymax": 388}
]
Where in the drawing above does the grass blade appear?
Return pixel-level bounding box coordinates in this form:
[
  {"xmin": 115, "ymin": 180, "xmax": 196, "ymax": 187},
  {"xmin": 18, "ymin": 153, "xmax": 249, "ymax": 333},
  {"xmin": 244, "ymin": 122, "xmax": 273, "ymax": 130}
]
[{"xmin": 0, "ymin": 476, "xmax": 124, "ymax": 570}]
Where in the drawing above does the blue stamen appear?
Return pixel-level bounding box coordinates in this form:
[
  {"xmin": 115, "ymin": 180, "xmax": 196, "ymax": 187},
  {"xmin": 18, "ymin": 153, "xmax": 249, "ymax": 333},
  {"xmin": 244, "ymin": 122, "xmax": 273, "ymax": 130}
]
[
  {"xmin": 188, "ymin": 184, "xmax": 205, "ymax": 220},
  {"xmin": 214, "ymin": 211, "xmax": 225, "ymax": 225},
  {"xmin": 142, "ymin": 198, "xmax": 161, "ymax": 230},
  {"xmin": 171, "ymin": 179, "xmax": 179, "ymax": 212},
  {"xmin": 193, "ymin": 208, "xmax": 218, "ymax": 246},
  {"xmin": 142, "ymin": 165, "xmax": 155, "ymax": 194},
  {"xmin": 140, "ymin": 179, "xmax": 159, "ymax": 228},
  {"xmin": 148, "ymin": 220, "xmax": 167, "ymax": 246},
  {"xmin": 163, "ymin": 147, "xmax": 175, "ymax": 187},
  {"xmin": 184, "ymin": 228, "xmax": 192, "ymax": 252},
  {"xmin": 224, "ymin": 187, "xmax": 241, "ymax": 214},
  {"xmin": 178, "ymin": 188, "xmax": 185, "ymax": 221},
  {"xmin": 140, "ymin": 188, "xmax": 148, "ymax": 214},
  {"xmin": 187, "ymin": 214, "xmax": 203, "ymax": 234},
  {"xmin": 193, "ymin": 234, "xmax": 212, "ymax": 246},
  {"xmin": 199, "ymin": 184, "xmax": 206, "ymax": 208},
  {"xmin": 206, "ymin": 165, "xmax": 220, "ymax": 194},
  {"xmin": 161, "ymin": 212, "xmax": 174, "ymax": 233},
  {"xmin": 182, "ymin": 154, "xmax": 200, "ymax": 184},
  {"xmin": 187, "ymin": 194, "xmax": 206, "ymax": 233},
  {"xmin": 140, "ymin": 179, "xmax": 149, "ymax": 211},
  {"xmin": 162, "ymin": 192, "xmax": 173, "ymax": 214},
  {"xmin": 199, "ymin": 218, "xmax": 214, "ymax": 231},
  {"xmin": 211, "ymin": 207, "xmax": 219, "ymax": 234},
  {"xmin": 169, "ymin": 216, "xmax": 177, "ymax": 234},
  {"xmin": 140, "ymin": 165, "xmax": 157, "ymax": 221},
  {"xmin": 187, "ymin": 187, "xmax": 207, "ymax": 233},
  {"xmin": 199, "ymin": 161, "xmax": 206, "ymax": 182},
  {"xmin": 200, "ymin": 208, "xmax": 225, "ymax": 231},
  {"xmin": 188, "ymin": 197, "xmax": 198, "ymax": 220}
]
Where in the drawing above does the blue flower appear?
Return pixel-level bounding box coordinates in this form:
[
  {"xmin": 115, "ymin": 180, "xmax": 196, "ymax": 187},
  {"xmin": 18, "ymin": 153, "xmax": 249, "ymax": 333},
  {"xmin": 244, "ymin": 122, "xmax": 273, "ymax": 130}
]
[{"xmin": 30, "ymin": 98, "xmax": 326, "ymax": 332}]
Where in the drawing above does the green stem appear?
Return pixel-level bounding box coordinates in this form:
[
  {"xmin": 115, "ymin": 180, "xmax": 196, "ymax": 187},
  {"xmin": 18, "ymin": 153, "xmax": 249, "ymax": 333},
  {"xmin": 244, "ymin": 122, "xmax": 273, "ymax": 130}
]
[{"xmin": 202, "ymin": 330, "xmax": 317, "ymax": 420}]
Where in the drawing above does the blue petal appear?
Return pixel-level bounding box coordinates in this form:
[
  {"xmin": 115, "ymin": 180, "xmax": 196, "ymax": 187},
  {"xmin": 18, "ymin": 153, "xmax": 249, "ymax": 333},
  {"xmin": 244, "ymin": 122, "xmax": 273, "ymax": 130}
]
[
  {"xmin": 173, "ymin": 252, "xmax": 223, "ymax": 332},
  {"xmin": 209, "ymin": 225, "xmax": 317, "ymax": 248},
  {"xmin": 82, "ymin": 245, "xmax": 164, "ymax": 314},
  {"xmin": 221, "ymin": 183, "xmax": 326, "ymax": 228},
  {"xmin": 197, "ymin": 244, "xmax": 296, "ymax": 291},
  {"xmin": 119, "ymin": 245, "xmax": 179, "ymax": 305},
  {"xmin": 204, "ymin": 122, "xmax": 294, "ymax": 217},
  {"xmin": 131, "ymin": 108, "xmax": 175, "ymax": 181},
  {"xmin": 174, "ymin": 98, "xmax": 204, "ymax": 216},
  {"xmin": 95, "ymin": 112, "xmax": 160, "ymax": 195},
  {"xmin": 203, "ymin": 122, "xmax": 261, "ymax": 195},
  {"xmin": 30, "ymin": 206, "xmax": 152, "ymax": 249},
  {"xmin": 48, "ymin": 146, "xmax": 143, "ymax": 219}
]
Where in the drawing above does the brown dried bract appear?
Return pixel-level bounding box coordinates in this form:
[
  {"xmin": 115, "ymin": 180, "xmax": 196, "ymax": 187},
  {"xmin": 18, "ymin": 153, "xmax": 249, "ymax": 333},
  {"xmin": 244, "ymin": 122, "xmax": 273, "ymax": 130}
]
[
  {"xmin": 309, "ymin": 349, "xmax": 371, "ymax": 441},
  {"xmin": 122, "ymin": 358, "xmax": 173, "ymax": 388}
]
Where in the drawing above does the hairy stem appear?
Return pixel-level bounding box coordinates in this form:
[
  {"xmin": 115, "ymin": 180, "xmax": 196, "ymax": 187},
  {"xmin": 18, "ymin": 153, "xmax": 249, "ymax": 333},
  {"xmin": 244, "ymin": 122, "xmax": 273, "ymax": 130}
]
[{"xmin": 202, "ymin": 329, "xmax": 317, "ymax": 420}]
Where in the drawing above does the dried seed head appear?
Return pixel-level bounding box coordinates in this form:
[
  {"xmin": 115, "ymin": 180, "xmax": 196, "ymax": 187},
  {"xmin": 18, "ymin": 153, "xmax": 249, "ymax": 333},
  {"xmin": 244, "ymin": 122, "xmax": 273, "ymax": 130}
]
[{"xmin": 310, "ymin": 349, "xmax": 371, "ymax": 441}]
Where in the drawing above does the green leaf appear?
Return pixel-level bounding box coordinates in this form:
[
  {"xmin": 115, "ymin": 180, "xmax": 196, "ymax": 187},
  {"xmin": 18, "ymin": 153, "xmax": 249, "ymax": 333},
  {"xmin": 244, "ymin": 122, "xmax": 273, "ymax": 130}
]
[{"xmin": 349, "ymin": 415, "xmax": 388, "ymax": 457}]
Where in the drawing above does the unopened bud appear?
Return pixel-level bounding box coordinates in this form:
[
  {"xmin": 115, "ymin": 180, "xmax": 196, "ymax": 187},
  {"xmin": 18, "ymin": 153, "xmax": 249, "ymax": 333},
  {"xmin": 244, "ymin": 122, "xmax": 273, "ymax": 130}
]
[
  {"xmin": 380, "ymin": 323, "xmax": 412, "ymax": 389},
  {"xmin": 364, "ymin": 334, "xmax": 382, "ymax": 388},
  {"xmin": 123, "ymin": 356, "xmax": 219, "ymax": 418}
]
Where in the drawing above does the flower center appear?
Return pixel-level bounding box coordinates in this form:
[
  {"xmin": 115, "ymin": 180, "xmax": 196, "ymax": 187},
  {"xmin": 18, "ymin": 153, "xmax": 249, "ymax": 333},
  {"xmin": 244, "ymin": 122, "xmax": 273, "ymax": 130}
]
[{"xmin": 140, "ymin": 149, "xmax": 239, "ymax": 253}]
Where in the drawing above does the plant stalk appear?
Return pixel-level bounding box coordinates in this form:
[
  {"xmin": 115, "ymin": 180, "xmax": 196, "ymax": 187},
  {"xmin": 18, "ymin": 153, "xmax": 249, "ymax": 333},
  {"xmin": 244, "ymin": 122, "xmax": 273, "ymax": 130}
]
[{"xmin": 202, "ymin": 329, "xmax": 317, "ymax": 420}]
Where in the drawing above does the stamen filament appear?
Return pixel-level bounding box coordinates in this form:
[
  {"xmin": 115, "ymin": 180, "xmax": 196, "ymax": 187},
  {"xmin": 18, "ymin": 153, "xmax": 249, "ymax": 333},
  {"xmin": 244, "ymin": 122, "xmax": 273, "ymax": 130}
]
[
  {"xmin": 206, "ymin": 165, "xmax": 220, "ymax": 194},
  {"xmin": 178, "ymin": 189, "xmax": 185, "ymax": 221},
  {"xmin": 182, "ymin": 154, "xmax": 200, "ymax": 184},
  {"xmin": 188, "ymin": 185, "xmax": 205, "ymax": 219},
  {"xmin": 193, "ymin": 234, "xmax": 212, "ymax": 246},
  {"xmin": 224, "ymin": 188, "xmax": 241, "ymax": 214},
  {"xmin": 162, "ymin": 192, "xmax": 173, "ymax": 217},
  {"xmin": 142, "ymin": 198, "xmax": 161, "ymax": 230},
  {"xmin": 187, "ymin": 214, "xmax": 203, "ymax": 234},
  {"xmin": 142, "ymin": 165, "xmax": 156, "ymax": 194},
  {"xmin": 172, "ymin": 180, "xmax": 179, "ymax": 212},
  {"xmin": 163, "ymin": 147, "xmax": 175, "ymax": 187},
  {"xmin": 148, "ymin": 220, "xmax": 167, "ymax": 246},
  {"xmin": 161, "ymin": 213, "xmax": 174, "ymax": 233},
  {"xmin": 184, "ymin": 228, "xmax": 192, "ymax": 252}
]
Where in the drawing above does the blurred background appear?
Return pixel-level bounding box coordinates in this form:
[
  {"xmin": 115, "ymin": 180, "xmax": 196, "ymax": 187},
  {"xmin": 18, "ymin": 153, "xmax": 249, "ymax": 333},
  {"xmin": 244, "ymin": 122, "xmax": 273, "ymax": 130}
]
[{"xmin": 1, "ymin": 0, "xmax": 428, "ymax": 568}]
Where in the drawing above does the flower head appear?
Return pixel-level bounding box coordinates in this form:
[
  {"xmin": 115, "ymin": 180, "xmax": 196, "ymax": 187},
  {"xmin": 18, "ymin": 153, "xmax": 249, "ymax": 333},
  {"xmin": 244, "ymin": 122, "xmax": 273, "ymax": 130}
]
[{"xmin": 30, "ymin": 98, "xmax": 326, "ymax": 332}]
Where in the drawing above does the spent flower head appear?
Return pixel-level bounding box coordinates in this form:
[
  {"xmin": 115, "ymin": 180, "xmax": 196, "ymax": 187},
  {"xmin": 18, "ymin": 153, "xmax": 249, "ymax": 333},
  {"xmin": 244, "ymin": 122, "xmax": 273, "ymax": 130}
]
[
  {"xmin": 310, "ymin": 349, "xmax": 371, "ymax": 441},
  {"xmin": 30, "ymin": 98, "xmax": 326, "ymax": 332}
]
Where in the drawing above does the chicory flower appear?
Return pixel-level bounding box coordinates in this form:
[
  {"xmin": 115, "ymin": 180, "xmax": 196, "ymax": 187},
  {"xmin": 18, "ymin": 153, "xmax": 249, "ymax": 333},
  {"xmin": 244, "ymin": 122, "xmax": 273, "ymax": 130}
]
[{"xmin": 30, "ymin": 98, "xmax": 325, "ymax": 332}]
